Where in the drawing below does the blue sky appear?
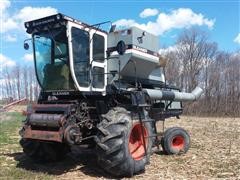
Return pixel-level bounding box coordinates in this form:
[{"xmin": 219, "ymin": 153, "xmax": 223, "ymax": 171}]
[{"xmin": 0, "ymin": 0, "xmax": 239, "ymax": 67}]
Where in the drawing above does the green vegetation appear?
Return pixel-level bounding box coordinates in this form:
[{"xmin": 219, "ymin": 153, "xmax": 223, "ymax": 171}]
[
  {"xmin": 0, "ymin": 112, "xmax": 23, "ymax": 145},
  {"xmin": 0, "ymin": 112, "xmax": 53, "ymax": 179}
]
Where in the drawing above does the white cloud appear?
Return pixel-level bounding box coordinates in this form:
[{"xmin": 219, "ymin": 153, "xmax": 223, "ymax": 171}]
[
  {"xmin": 234, "ymin": 33, "xmax": 240, "ymax": 44},
  {"xmin": 23, "ymin": 53, "xmax": 33, "ymax": 62},
  {"xmin": 14, "ymin": 6, "xmax": 58, "ymax": 25},
  {"xmin": 0, "ymin": 0, "xmax": 10, "ymax": 11},
  {"xmin": 5, "ymin": 34, "xmax": 17, "ymax": 42},
  {"xmin": 1, "ymin": 17, "xmax": 19, "ymax": 33},
  {"xmin": 0, "ymin": 0, "xmax": 17, "ymax": 33},
  {"xmin": 0, "ymin": 0, "xmax": 58, "ymax": 35},
  {"xmin": 113, "ymin": 19, "xmax": 137, "ymax": 29},
  {"xmin": 159, "ymin": 45, "xmax": 179, "ymax": 55},
  {"xmin": 140, "ymin": 8, "xmax": 159, "ymax": 18},
  {"xmin": 114, "ymin": 8, "xmax": 215, "ymax": 36},
  {"xmin": 0, "ymin": 54, "xmax": 16, "ymax": 67}
]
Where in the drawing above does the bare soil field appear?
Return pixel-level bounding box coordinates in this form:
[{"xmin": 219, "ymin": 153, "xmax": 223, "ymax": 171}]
[{"xmin": 0, "ymin": 111, "xmax": 239, "ymax": 179}]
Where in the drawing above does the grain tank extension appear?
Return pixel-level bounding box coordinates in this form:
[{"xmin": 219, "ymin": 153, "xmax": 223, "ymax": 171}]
[{"xmin": 19, "ymin": 13, "xmax": 203, "ymax": 177}]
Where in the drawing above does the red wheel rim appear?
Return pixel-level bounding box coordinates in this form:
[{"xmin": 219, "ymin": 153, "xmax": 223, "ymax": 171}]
[
  {"xmin": 171, "ymin": 135, "xmax": 185, "ymax": 150},
  {"xmin": 128, "ymin": 123, "xmax": 148, "ymax": 160}
]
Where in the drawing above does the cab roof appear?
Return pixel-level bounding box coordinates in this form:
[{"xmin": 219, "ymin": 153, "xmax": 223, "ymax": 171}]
[{"xmin": 24, "ymin": 13, "xmax": 108, "ymax": 34}]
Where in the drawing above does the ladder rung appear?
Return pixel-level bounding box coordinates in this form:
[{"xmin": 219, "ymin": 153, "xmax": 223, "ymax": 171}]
[
  {"xmin": 145, "ymin": 132, "xmax": 163, "ymax": 138},
  {"xmin": 140, "ymin": 119, "xmax": 155, "ymax": 122},
  {"xmin": 138, "ymin": 104, "xmax": 151, "ymax": 107}
]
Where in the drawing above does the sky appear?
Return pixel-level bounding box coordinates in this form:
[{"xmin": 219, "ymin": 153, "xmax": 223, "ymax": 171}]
[{"xmin": 0, "ymin": 0, "xmax": 239, "ymax": 68}]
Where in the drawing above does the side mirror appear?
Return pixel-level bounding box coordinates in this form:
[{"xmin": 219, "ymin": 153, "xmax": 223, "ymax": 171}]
[
  {"xmin": 24, "ymin": 42, "xmax": 29, "ymax": 50},
  {"xmin": 23, "ymin": 38, "xmax": 32, "ymax": 50},
  {"xmin": 116, "ymin": 40, "xmax": 126, "ymax": 55}
]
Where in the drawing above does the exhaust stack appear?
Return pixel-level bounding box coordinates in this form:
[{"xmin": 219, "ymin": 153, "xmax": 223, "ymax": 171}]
[{"xmin": 145, "ymin": 86, "xmax": 203, "ymax": 102}]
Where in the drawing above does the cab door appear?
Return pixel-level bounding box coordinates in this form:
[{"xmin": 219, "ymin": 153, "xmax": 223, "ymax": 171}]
[
  {"xmin": 90, "ymin": 30, "xmax": 107, "ymax": 93},
  {"xmin": 68, "ymin": 21, "xmax": 91, "ymax": 92},
  {"xmin": 68, "ymin": 21, "xmax": 107, "ymax": 93}
]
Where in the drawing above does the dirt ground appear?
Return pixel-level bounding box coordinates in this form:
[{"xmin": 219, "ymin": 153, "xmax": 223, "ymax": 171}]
[{"xmin": 0, "ymin": 112, "xmax": 240, "ymax": 179}]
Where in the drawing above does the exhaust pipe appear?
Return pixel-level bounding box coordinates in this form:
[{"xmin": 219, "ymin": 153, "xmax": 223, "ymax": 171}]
[{"xmin": 144, "ymin": 86, "xmax": 203, "ymax": 102}]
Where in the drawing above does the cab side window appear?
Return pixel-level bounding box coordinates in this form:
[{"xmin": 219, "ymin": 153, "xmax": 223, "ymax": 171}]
[
  {"xmin": 93, "ymin": 34, "xmax": 105, "ymax": 62},
  {"xmin": 71, "ymin": 27, "xmax": 90, "ymax": 87},
  {"xmin": 92, "ymin": 34, "xmax": 105, "ymax": 88}
]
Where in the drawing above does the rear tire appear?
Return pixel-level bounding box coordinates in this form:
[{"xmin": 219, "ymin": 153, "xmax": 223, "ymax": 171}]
[
  {"xmin": 161, "ymin": 127, "xmax": 190, "ymax": 155},
  {"xmin": 20, "ymin": 139, "xmax": 70, "ymax": 162},
  {"xmin": 95, "ymin": 107, "xmax": 153, "ymax": 177}
]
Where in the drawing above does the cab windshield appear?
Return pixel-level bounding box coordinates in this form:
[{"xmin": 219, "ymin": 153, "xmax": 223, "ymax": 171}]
[{"xmin": 33, "ymin": 27, "xmax": 75, "ymax": 90}]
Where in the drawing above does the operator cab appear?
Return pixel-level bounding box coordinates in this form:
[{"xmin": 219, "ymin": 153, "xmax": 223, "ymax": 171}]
[{"xmin": 24, "ymin": 13, "xmax": 107, "ymax": 94}]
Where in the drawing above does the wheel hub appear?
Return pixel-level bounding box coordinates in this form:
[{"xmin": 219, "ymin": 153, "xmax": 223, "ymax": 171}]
[
  {"xmin": 171, "ymin": 135, "xmax": 184, "ymax": 150},
  {"xmin": 128, "ymin": 123, "xmax": 148, "ymax": 160}
]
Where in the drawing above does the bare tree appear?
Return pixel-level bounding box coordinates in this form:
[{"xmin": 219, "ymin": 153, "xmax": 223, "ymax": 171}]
[
  {"xmin": 162, "ymin": 28, "xmax": 240, "ymax": 116},
  {"xmin": 176, "ymin": 28, "xmax": 217, "ymax": 92},
  {"xmin": 13, "ymin": 65, "xmax": 21, "ymax": 100},
  {"xmin": 23, "ymin": 66, "xmax": 29, "ymax": 100}
]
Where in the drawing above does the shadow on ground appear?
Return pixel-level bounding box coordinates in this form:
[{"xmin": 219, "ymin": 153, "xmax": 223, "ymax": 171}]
[
  {"xmin": 5, "ymin": 146, "xmax": 113, "ymax": 178},
  {"xmin": 4, "ymin": 146, "xmax": 166, "ymax": 178}
]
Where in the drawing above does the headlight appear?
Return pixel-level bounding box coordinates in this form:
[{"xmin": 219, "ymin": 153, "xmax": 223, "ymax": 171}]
[
  {"xmin": 25, "ymin": 22, "xmax": 30, "ymax": 28},
  {"xmin": 56, "ymin": 14, "xmax": 61, "ymax": 20}
]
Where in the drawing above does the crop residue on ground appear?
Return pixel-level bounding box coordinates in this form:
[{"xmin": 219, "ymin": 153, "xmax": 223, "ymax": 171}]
[{"xmin": 0, "ymin": 111, "xmax": 239, "ymax": 179}]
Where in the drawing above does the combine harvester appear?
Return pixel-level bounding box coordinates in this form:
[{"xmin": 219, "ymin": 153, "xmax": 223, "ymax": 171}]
[{"xmin": 20, "ymin": 14, "xmax": 203, "ymax": 177}]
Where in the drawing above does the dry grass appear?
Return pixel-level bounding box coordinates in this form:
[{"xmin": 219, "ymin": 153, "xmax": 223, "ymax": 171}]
[
  {"xmin": 6, "ymin": 105, "xmax": 26, "ymax": 113},
  {"xmin": 137, "ymin": 116, "xmax": 240, "ymax": 179},
  {"xmin": 0, "ymin": 112, "xmax": 239, "ymax": 179}
]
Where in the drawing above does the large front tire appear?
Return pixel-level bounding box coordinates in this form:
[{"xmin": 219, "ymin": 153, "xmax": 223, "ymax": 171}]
[
  {"xmin": 20, "ymin": 139, "xmax": 70, "ymax": 162},
  {"xmin": 95, "ymin": 107, "xmax": 153, "ymax": 177}
]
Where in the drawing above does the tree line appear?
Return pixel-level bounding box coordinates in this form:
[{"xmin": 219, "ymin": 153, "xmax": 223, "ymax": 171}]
[
  {"xmin": 163, "ymin": 28, "xmax": 240, "ymax": 116},
  {"xmin": 0, "ymin": 65, "xmax": 40, "ymax": 103},
  {"xmin": 0, "ymin": 27, "xmax": 239, "ymax": 116}
]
